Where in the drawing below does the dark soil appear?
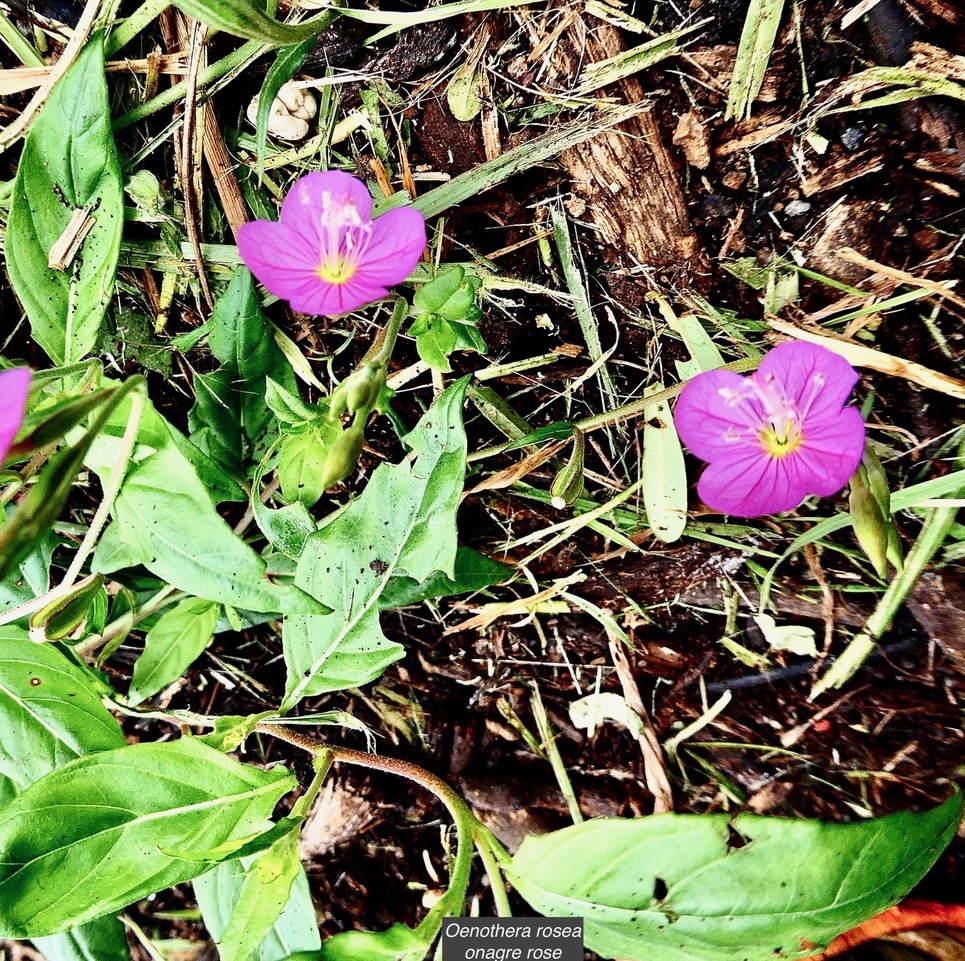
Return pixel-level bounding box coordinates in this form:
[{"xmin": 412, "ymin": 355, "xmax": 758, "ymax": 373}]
[{"xmin": 3, "ymin": 0, "xmax": 965, "ymax": 957}]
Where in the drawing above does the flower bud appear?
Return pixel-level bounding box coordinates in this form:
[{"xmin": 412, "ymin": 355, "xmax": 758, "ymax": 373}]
[
  {"xmin": 861, "ymin": 447, "xmax": 891, "ymax": 515},
  {"xmin": 849, "ymin": 466, "xmax": 889, "ymax": 578},
  {"xmin": 550, "ymin": 429, "xmax": 585, "ymax": 509},
  {"xmin": 318, "ymin": 425, "xmax": 365, "ymax": 490},
  {"xmin": 342, "ymin": 362, "xmax": 386, "ymax": 416}
]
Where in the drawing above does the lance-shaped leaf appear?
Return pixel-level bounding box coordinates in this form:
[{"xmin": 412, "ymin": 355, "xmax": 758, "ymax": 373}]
[
  {"xmin": 0, "ymin": 633, "xmax": 125, "ymax": 790},
  {"xmin": 0, "ymin": 632, "xmax": 128, "ymax": 961},
  {"xmin": 642, "ymin": 383, "xmax": 687, "ymax": 544},
  {"xmin": 87, "ymin": 393, "xmax": 324, "ymax": 615},
  {"xmin": 6, "ymin": 33, "xmax": 123, "ymax": 365},
  {"xmin": 128, "ymin": 597, "xmax": 221, "ymax": 706},
  {"xmin": 508, "ymin": 794, "xmax": 963, "ymax": 961},
  {"xmin": 195, "ymin": 854, "xmax": 320, "ymax": 961},
  {"xmin": 188, "ymin": 268, "xmax": 298, "ymax": 477},
  {"xmin": 0, "ymin": 738, "xmax": 296, "ymax": 938},
  {"xmin": 282, "ymin": 378, "xmax": 469, "ymax": 710}
]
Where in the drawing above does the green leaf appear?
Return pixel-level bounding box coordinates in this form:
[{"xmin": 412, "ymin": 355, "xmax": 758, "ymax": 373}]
[
  {"xmin": 195, "ymin": 855, "xmax": 321, "ymax": 961},
  {"xmin": 266, "ymin": 379, "xmax": 320, "ymax": 426},
  {"xmin": 0, "ymin": 635, "xmax": 125, "ymax": 790},
  {"xmin": 213, "ymin": 828, "xmax": 304, "ymax": 961},
  {"xmin": 0, "ymin": 738, "xmax": 296, "ymax": 938},
  {"xmin": 252, "ymin": 449, "xmax": 317, "ymax": 559},
  {"xmin": 0, "ymin": 633, "xmax": 128, "ymax": 961},
  {"xmin": 256, "ymin": 39, "xmax": 315, "ymax": 182},
  {"xmin": 189, "ymin": 268, "xmax": 298, "ymax": 476},
  {"xmin": 642, "ymin": 384, "xmax": 687, "ymax": 544},
  {"xmin": 197, "ymin": 712, "xmax": 276, "ymax": 754},
  {"xmin": 319, "ymin": 923, "xmax": 430, "ymax": 961},
  {"xmin": 129, "ymin": 597, "xmax": 221, "ymax": 706},
  {"xmin": 379, "ymin": 546, "xmax": 510, "ymax": 609},
  {"xmin": 414, "ymin": 316, "xmax": 457, "ymax": 372},
  {"xmin": 281, "ymin": 378, "xmax": 469, "ymax": 710},
  {"xmin": 0, "ymin": 510, "xmax": 56, "ymax": 613},
  {"xmin": 170, "ymin": 0, "xmax": 334, "ymax": 45},
  {"xmin": 32, "ymin": 917, "xmax": 130, "ymax": 961},
  {"xmin": 508, "ymin": 793, "xmax": 963, "ymax": 961},
  {"xmin": 278, "ymin": 430, "xmax": 330, "ymax": 508},
  {"xmin": 87, "ymin": 394, "xmax": 325, "ymax": 615},
  {"xmin": 6, "ymin": 33, "xmax": 123, "ymax": 364}
]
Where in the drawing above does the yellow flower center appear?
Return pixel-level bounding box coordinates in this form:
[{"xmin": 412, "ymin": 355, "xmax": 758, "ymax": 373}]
[
  {"xmin": 759, "ymin": 422, "xmax": 804, "ymax": 459},
  {"xmin": 316, "ymin": 259, "xmax": 358, "ymax": 285}
]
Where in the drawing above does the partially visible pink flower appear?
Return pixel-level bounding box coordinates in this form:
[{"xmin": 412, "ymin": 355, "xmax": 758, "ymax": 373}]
[
  {"xmin": 0, "ymin": 367, "xmax": 31, "ymax": 463},
  {"xmin": 238, "ymin": 170, "xmax": 426, "ymax": 317},
  {"xmin": 673, "ymin": 342, "xmax": 865, "ymax": 517}
]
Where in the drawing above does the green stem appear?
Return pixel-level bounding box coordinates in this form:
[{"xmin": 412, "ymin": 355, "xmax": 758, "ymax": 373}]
[
  {"xmin": 61, "ymin": 387, "xmax": 144, "ymax": 589},
  {"xmin": 473, "ymin": 830, "xmax": 513, "ymax": 917},
  {"xmin": 530, "ymin": 683, "xmax": 583, "ymax": 824},
  {"xmin": 113, "ymin": 39, "xmax": 266, "ymax": 131},
  {"xmin": 74, "ymin": 583, "xmax": 181, "ymax": 656},
  {"xmin": 367, "ymin": 296, "xmax": 409, "ymax": 368},
  {"xmin": 811, "ymin": 454, "xmax": 964, "ymax": 698},
  {"xmin": 257, "ymin": 723, "xmax": 478, "ymax": 922},
  {"xmin": 0, "ymin": 8, "xmax": 45, "ymax": 67},
  {"xmin": 104, "ymin": 0, "xmax": 172, "ymax": 57},
  {"xmin": 467, "ymin": 357, "xmax": 761, "ymax": 464}
]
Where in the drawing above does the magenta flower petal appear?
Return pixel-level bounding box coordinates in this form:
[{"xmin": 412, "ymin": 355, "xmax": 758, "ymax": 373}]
[
  {"xmin": 757, "ymin": 341, "xmax": 859, "ymax": 423},
  {"xmin": 0, "ymin": 367, "xmax": 32, "ymax": 462},
  {"xmin": 795, "ymin": 405, "xmax": 866, "ymax": 496},
  {"xmin": 239, "ymin": 170, "xmax": 426, "ymax": 318},
  {"xmin": 674, "ymin": 369, "xmax": 766, "ymax": 462},
  {"xmin": 280, "ymin": 170, "xmax": 373, "ymax": 246},
  {"xmin": 674, "ymin": 342, "xmax": 865, "ymax": 517},
  {"xmin": 237, "ymin": 221, "xmax": 322, "ymax": 302},
  {"xmin": 351, "ymin": 207, "xmax": 427, "ymax": 286},
  {"xmin": 698, "ymin": 450, "xmax": 800, "ymax": 517}
]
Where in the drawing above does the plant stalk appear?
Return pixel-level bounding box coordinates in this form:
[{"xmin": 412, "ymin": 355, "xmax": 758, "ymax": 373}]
[{"xmin": 257, "ymin": 723, "xmax": 482, "ymax": 921}]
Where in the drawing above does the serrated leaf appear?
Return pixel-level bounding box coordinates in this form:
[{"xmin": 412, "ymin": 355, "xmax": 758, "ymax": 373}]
[
  {"xmin": 195, "ymin": 856, "xmax": 320, "ymax": 961},
  {"xmin": 6, "ymin": 33, "xmax": 122, "ymax": 364},
  {"xmin": 129, "ymin": 597, "xmax": 221, "ymax": 706},
  {"xmin": 642, "ymin": 384, "xmax": 687, "ymax": 544},
  {"xmin": 87, "ymin": 393, "xmax": 324, "ymax": 615},
  {"xmin": 0, "ymin": 738, "xmax": 296, "ymax": 938},
  {"xmin": 508, "ymin": 793, "xmax": 963, "ymax": 961},
  {"xmin": 0, "ymin": 635, "xmax": 125, "ymax": 790},
  {"xmin": 281, "ymin": 378, "xmax": 469, "ymax": 710}
]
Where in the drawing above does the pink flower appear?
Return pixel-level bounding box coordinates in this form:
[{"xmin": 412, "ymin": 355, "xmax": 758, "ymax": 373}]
[
  {"xmin": 238, "ymin": 170, "xmax": 426, "ymax": 317},
  {"xmin": 674, "ymin": 342, "xmax": 865, "ymax": 517},
  {"xmin": 0, "ymin": 367, "xmax": 31, "ymax": 463}
]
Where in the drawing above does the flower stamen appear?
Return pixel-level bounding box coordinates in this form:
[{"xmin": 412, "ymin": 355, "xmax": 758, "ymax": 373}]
[{"xmin": 316, "ymin": 190, "xmax": 373, "ymax": 285}]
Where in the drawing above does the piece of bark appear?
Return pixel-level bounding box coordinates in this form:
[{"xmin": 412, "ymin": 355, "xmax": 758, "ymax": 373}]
[{"xmin": 527, "ymin": 7, "xmax": 706, "ymax": 283}]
